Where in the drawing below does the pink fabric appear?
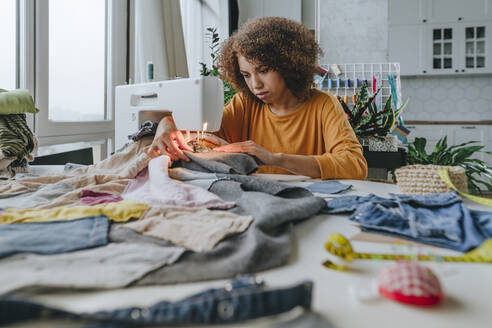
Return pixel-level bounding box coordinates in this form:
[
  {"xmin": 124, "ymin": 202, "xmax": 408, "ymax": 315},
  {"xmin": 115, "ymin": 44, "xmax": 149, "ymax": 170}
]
[
  {"xmin": 122, "ymin": 155, "xmax": 234, "ymax": 209},
  {"xmin": 80, "ymin": 190, "xmax": 123, "ymax": 206}
]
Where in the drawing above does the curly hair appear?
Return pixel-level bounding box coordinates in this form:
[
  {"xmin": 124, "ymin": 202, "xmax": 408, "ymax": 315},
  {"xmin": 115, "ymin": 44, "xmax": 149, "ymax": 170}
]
[{"xmin": 217, "ymin": 17, "xmax": 321, "ymax": 102}]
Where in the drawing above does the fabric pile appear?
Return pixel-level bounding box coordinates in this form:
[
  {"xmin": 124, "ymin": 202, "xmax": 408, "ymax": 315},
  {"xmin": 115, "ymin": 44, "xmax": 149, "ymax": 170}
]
[
  {"xmin": 0, "ymin": 137, "xmax": 325, "ymax": 295},
  {"xmin": 0, "ymin": 89, "xmax": 39, "ymax": 178}
]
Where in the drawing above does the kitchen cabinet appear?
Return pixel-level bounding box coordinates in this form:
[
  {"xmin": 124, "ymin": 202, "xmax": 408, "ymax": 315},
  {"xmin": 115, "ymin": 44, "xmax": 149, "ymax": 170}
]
[
  {"xmin": 389, "ymin": 25, "xmax": 425, "ymax": 75},
  {"xmin": 389, "ymin": 0, "xmax": 492, "ymax": 25},
  {"xmin": 388, "ymin": 0, "xmax": 492, "ymax": 75},
  {"xmin": 427, "ymin": 0, "xmax": 492, "ymax": 23},
  {"xmin": 423, "ymin": 21, "xmax": 492, "ymax": 75}
]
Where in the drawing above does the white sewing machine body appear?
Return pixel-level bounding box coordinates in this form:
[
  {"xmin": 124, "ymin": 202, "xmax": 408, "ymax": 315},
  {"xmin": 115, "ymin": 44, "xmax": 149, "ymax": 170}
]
[{"xmin": 115, "ymin": 76, "xmax": 224, "ymax": 150}]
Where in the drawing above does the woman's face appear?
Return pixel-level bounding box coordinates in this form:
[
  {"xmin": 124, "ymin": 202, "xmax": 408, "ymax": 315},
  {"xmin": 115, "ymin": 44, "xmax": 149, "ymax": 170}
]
[{"xmin": 238, "ymin": 55, "xmax": 290, "ymax": 104}]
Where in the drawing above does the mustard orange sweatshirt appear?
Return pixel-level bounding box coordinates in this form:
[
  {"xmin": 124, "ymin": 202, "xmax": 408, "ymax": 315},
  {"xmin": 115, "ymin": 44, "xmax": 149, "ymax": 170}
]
[{"xmin": 216, "ymin": 89, "xmax": 368, "ymax": 180}]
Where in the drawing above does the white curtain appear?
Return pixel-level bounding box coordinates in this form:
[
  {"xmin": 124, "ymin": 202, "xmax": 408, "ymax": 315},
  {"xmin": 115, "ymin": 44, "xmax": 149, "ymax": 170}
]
[
  {"xmin": 134, "ymin": 0, "xmax": 189, "ymax": 83},
  {"xmin": 180, "ymin": 0, "xmax": 229, "ymax": 77}
]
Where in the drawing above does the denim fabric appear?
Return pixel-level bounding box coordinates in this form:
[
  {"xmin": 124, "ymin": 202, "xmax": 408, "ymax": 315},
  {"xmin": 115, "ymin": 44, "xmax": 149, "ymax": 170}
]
[
  {"xmin": 323, "ymin": 194, "xmax": 397, "ymax": 214},
  {"xmin": 306, "ymin": 181, "xmax": 352, "ymax": 194},
  {"xmin": 325, "ymin": 192, "xmax": 492, "ymax": 252},
  {"xmin": 0, "ymin": 276, "xmax": 313, "ymax": 326},
  {"xmin": 0, "ymin": 215, "xmax": 108, "ymax": 258}
]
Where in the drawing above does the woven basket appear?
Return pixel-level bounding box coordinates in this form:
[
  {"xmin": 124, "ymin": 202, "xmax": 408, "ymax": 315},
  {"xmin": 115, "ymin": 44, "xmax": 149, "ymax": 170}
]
[{"xmin": 395, "ymin": 164, "xmax": 467, "ymax": 194}]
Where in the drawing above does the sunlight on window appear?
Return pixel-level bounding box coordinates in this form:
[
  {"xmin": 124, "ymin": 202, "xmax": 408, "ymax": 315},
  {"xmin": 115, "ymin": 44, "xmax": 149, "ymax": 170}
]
[
  {"xmin": 49, "ymin": 0, "xmax": 106, "ymax": 121},
  {"xmin": 0, "ymin": 0, "xmax": 17, "ymax": 90}
]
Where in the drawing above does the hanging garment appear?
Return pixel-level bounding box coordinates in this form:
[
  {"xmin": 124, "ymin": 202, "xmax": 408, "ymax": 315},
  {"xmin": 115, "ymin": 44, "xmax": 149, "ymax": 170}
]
[{"xmin": 0, "ymin": 114, "xmax": 38, "ymax": 178}]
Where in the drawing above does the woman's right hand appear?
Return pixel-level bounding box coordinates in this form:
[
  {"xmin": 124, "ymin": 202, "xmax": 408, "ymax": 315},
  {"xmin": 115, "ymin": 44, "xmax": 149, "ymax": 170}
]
[{"xmin": 148, "ymin": 116, "xmax": 193, "ymax": 162}]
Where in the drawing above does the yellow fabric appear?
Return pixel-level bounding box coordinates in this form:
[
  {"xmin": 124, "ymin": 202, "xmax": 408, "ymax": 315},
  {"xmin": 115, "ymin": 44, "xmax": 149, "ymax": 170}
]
[
  {"xmin": 217, "ymin": 89, "xmax": 368, "ymax": 180},
  {"xmin": 0, "ymin": 201, "xmax": 148, "ymax": 224}
]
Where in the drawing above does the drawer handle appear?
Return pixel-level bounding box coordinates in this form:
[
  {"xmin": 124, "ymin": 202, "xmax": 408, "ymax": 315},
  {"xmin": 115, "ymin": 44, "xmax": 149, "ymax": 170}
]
[
  {"xmin": 406, "ymin": 126, "xmax": 416, "ymax": 129},
  {"xmin": 461, "ymin": 126, "xmax": 476, "ymax": 129}
]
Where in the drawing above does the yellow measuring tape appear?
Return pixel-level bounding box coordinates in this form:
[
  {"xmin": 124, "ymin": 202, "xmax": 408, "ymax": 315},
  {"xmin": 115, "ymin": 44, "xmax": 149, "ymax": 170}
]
[
  {"xmin": 323, "ymin": 233, "xmax": 492, "ymax": 270},
  {"xmin": 438, "ymin": 169, "xmax": 492, "ymax": 207}
]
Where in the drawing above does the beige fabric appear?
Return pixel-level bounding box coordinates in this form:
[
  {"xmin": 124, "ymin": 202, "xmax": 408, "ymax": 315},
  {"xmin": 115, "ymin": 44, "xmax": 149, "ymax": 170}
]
[
  {"xmin": 0, "ymin": 139, "xmax": 152, "ymax": 208},
  {"xmin": 120, "ymin": 206, "xmax": 254, "ymax": 252}
]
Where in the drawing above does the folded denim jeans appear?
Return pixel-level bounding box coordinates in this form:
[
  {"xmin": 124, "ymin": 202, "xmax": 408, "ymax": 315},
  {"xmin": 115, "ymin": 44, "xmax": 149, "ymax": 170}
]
[
  {"xmin": 0, "ymin": 215, "xmax": 109, "ymax": 258},
  {"xmin": 325, "ymin": 192, "xmax": 492, "ymax": 252},
  {"xmin": 0, "ymin": 275, "xmax": 313, "ymax": 326}
]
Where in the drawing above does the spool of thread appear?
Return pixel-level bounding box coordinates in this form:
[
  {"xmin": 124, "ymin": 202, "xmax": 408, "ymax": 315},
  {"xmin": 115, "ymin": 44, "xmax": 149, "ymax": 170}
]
[{"xmin": 147, "ymin": 61, "xmax": 154, "ymax": 81}]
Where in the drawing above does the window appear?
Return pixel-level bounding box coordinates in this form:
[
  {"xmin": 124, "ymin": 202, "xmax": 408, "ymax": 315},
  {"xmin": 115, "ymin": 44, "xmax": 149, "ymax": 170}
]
[
  {"xmin": 432, "ymin": 28, "xmax": 453, "ymax": 69},
  {"xmin": 465, "ymin": 26, "xmax": 486, "ymax": 68},
  {"xmin": 49, "ymin": 0, "xmax": 106, "ymax": 121},
  {"xmin": 32, "ymin": 0, "xmax": 127, "ymax": 157},
  {"xmin": 0, "ymin": 0, "xmax": 17, "ymax": 90}
]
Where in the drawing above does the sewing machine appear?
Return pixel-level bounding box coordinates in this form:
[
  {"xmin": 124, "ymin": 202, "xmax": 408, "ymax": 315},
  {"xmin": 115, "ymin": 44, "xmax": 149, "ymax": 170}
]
[{"xmin": 115, "ymin": 76, "xmax": 224, "ymax": 150}]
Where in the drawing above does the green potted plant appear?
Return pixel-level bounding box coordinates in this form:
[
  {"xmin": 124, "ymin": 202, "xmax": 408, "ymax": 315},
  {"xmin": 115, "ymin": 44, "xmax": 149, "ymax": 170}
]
[
  {"xmin": 396, "ymin": 136, "xmax": 492, "ymax": 194},
  {"xmin": 337, "ymin": 82, "xmax": 408, "ymax": 152},
  {"xmin": 199, "ymin": 27, "xmax": 237, "ymax": 104}
]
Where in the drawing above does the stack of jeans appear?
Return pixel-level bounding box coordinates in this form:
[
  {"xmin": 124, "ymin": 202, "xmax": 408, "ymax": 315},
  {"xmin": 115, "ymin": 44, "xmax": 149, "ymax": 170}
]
[{"xmin": 324, "ymin": 191, "xmax": 492, "ymax": 252}]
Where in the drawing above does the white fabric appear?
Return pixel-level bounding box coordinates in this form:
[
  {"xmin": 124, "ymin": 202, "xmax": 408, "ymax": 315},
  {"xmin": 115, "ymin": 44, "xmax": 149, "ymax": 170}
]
[{"xmin": 122, "ymin": 155, "xmax": 235, "ymax": 209}]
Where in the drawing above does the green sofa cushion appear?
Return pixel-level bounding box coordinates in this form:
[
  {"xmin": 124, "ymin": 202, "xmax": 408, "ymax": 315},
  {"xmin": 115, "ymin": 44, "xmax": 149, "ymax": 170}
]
[{"xmin": 0, "ymin": 89, "xmax": 39, "ymax": 115}]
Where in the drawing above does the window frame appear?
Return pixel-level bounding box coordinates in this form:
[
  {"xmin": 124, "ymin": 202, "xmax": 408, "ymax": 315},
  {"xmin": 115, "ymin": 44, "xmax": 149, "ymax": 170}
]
[{"xmin": 19, "ymin": 0, "xmax": 127, "ymax": 153}]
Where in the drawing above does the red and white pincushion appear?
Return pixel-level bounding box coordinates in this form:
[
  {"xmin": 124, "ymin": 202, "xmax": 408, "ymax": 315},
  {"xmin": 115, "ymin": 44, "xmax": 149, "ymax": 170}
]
[{"xmin": 377, "ymin": 261, "xmax": 443, "ymax": 306}]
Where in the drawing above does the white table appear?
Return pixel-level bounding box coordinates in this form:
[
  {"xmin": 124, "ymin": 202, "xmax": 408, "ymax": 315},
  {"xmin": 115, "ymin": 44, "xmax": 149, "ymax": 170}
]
[{"xmin": 12, "ymin": 174, "xmax": 492, "ymax": 328}]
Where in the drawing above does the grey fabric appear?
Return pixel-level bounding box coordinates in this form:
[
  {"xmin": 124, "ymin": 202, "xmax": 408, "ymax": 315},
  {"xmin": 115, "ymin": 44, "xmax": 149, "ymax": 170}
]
[
  {"xmin": 168, "ymin": 167, "xmax": 217, "ymax": 181},
  {"xmin": 168, "ymin": 167, "xmax": 218, "ymax": 189},
  {"xmin": 109, "ymin": 222, "xmax": 175, "ymax": 247},
  {"xmin": 0, "ymin": 182, "xmax": 74, "ymax": 210},
  {"xmin": 176, "ymin": 151, "xmax": 258, "ymax": 175},
  {"xmin": 216, "ymin": 174, "xmax": 314, "ymax": 198},
  {"xmin": 0, "ymin": 243, "xmax": 185, "ymax": 294},
  {"xmin": 136, "ymin": 176, "xmax": 325, "ymax": 285}
]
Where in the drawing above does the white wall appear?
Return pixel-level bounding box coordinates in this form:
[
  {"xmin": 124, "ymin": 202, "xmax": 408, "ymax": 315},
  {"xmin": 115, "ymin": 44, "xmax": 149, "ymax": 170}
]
[
  {"xmin": 402, "ymin": 75, "xmax": 492, "ymax": 121},
  {"xmin": 317, "ymin": 0, "xmax": 388, "ymax": 64},
  {"xmin": 238, "ymin": 0, "xmax": 302, "ymax": 25}
]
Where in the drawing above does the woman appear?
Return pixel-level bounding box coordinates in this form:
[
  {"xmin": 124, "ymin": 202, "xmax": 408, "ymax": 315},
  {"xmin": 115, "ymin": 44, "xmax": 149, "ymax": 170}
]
[{"xmin": 150, "ymin": 17, "xmax": 367, "ymax": 180}]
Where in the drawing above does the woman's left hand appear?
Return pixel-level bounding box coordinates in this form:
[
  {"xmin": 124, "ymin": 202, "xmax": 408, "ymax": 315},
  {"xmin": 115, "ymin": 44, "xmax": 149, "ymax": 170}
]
[{"xmin": 214, "ymin": 140, "xmax": 277, "ymax": 165}]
